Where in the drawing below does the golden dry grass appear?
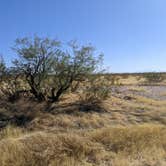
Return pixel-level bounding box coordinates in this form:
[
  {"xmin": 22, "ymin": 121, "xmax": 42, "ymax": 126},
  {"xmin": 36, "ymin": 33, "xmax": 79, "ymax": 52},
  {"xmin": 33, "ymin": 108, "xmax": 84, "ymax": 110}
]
[
  {"xmin": 0, "ymin": 124, "xmax": 166, "ymax": 166},
  {"xmin": 1, "ymin": 74, "xmax": 166, "ymax": 165}
]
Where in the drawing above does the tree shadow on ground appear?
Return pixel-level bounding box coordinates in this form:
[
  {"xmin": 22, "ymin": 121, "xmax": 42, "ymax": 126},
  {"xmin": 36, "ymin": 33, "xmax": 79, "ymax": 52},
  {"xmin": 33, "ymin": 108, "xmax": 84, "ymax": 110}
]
[
  {"xmin": 0, "ymin": 97, "xmax": 107, "ymax": 129},
  {"xmin": 0, "ymin": 98, "xmax": 47, "ymax": 129},
  {"xmin": 45, "ymin": 101, "xmax": 107, "ymax": 115}
]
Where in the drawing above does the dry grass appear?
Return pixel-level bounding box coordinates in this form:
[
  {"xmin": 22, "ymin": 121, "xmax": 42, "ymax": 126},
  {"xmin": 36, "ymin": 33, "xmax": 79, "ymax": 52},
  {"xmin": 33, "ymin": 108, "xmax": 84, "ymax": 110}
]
[
  {"xmin": 1, "ymin": 74, "xmax": 166, "ymax": 165},
  {"xmin": 0, "ymin": 124, "xmax": 166, "ymax": 166},
  {"xmin": 0, "ymin": 125, "xmax": 24, "ymax": 140}
]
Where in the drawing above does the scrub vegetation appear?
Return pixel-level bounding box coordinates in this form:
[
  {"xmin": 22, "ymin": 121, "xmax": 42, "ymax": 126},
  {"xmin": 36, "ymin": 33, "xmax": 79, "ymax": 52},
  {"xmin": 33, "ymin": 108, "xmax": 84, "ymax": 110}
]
[{"xmin": 0, "ymin": 36, "xmax": 166, "ymax": 166}]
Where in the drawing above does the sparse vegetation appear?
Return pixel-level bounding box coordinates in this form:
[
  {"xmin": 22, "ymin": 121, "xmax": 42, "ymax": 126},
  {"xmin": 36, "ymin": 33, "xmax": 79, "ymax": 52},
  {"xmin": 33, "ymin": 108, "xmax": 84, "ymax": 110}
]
[
  {"xmin": 0, "ymin": 37, "xmax": 166, "ymax": 166},
  {"xmin": 144, "ymin": 72, "xmax": 165, "ymax": 84},
  {"xmin": 12, "ymin": 37, "xmax": 104, "ymax": 102},
  {"xmin": 79, "ymin": 75, "xmax": 110, "ymax": 103}
]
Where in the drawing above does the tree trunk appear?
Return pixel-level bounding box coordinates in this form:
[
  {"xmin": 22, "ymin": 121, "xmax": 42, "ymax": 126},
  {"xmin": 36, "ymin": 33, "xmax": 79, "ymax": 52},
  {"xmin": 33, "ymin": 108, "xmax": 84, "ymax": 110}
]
[
  {"xmin": 50, "ymin": 87, "xmax": 63, "ymax": 102},
  {"xmin": 27, "ymin": 75, "xmax": 45, "ymax": 101},
  {"xmin": 30, "ymin": 86, "xmax": 45, "ymax": 101},
  {"xmin": 50, "ymin": 85, "xmax": 70, "ymax": 102},
  {"xmin": 49, "ymin": 78, "xmax": 74, "ymax": 102}
]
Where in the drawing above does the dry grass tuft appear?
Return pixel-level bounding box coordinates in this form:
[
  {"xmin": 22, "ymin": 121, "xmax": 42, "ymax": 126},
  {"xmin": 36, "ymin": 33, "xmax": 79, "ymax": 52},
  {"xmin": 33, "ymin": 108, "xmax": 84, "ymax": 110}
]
[
  {"xmin": 89, "ymin": 124, "xmax": 166, "ymax": 154},
  {"xmin": 0, "ymin": 131, "xmax": 101, "ymax": 166},
  {"xmin": 0, "ymin": 124, "xmax": 166, "ymax": 166},
  {"xmin": 0, "ymin": 125, "xmax": 24, "ymax": 140}
]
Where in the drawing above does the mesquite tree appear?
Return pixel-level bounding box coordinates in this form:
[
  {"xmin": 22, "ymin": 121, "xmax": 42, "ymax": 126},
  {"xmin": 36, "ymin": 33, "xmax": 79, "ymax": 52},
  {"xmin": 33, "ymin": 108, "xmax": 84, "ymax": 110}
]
[
  {"xmin": 13, "ymin": 37, "xmax": 60, "ymax": 101},
  {"xmin": 13, "ymin": 36, "xmax": 103, "ymax": 102},
  {"xmin": 47, "ymin": 42, "xmax": 103, "ymax": 102}
]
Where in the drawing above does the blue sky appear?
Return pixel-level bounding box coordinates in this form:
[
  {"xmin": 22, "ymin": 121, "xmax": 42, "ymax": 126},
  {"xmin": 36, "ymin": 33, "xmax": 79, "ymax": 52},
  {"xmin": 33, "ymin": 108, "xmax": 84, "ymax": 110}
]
[{"xmin": 0, "ymin": 0, "xmax": 166, "ymax": 72}]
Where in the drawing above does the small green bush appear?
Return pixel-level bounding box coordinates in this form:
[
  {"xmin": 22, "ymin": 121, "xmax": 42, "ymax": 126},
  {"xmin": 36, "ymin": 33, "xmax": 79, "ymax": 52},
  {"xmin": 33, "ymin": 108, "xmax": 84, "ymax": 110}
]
[
  {"xmin": 144, "ymin": 73, "xmax": 165, "ymax": 83},
  {"xmin": 79, "ymin": 76, "xmax": 110, "ymax": 103}
]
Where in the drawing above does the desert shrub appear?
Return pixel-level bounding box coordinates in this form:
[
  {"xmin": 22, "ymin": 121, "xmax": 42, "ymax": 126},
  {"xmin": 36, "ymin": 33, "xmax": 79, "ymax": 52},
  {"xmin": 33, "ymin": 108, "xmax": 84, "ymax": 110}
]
[
  {"xmin": 12, "ymin": 37, "xmax": 61, "ymax": 101},
  {"xmin": 110, "ymin": 75, "xmax": 121, "ymax": 85},
  {"xmin": 0, "ymin": 56, "xmax": 27, "ymax": 101},
  {"xmin": 13, "ymin": 37, "xmax": 103, "ymax": 102},
  {"xmin": 122, "ymin": 74, "xmax": 129, "ymax": 79},
  {"xmin": 0, "ymin": 68, "xmax": 25, "ymax": 101},
  {"xmin": 79, "ymin": 75, "xmax": 110, "ymax": 104},
  {"xmin": 144, "ymin": 72, "xmax": 165, "ymax": 83},
  {"xmin": 0, "ymin": 58, "xmax": 21, "ymax": 100}
]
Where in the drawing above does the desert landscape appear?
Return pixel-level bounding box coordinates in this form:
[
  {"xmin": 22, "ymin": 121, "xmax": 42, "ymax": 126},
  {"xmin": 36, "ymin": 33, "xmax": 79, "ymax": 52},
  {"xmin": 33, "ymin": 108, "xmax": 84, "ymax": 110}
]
[
  {"xmin": 1, "ymin": 1, "xmax": 166, "ymax": 165},
  {"xmin": 0, "ymin": 72, "xmax": 166, "ymax": 166}
]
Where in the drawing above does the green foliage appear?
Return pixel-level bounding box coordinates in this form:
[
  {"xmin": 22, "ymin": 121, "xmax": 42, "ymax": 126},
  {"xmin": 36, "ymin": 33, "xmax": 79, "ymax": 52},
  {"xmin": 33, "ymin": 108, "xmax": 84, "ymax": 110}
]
[
  {"xmin": 12, "ymin": 36, "xmax": 104, "ymax": 102},
  {"xmin": 144, "ymin": 73, "xmax": 165, "ymax": 83},
  {"xmin": 13, "ymin": 37, "xmax": 60, "ymax": 101},
  {"xmin": 79, "ymin": 75, "xmax": 110, "ymax": 103}
]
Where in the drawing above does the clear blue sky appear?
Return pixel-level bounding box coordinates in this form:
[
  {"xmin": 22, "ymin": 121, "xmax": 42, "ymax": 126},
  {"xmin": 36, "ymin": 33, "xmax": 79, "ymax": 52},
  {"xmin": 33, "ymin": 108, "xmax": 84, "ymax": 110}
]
[{"xmin": 0, "ymin": 0, "xmax": 166, "ymax": 73}]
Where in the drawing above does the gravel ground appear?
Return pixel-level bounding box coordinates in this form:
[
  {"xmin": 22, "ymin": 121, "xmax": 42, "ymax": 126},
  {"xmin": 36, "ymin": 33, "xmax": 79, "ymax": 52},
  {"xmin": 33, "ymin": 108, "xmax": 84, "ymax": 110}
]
[{"xmin": 112, "ymin": 85, "xmax": 166, "ymax": 100}]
